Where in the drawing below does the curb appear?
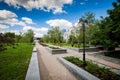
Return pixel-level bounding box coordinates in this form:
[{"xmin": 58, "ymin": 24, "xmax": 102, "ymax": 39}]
[
  {"xmin": 25, "ymin": 47, "xmax": 40, "ymax": 80},
  {"xmin": 46, "ymin": 47, "xmax": 67, "ymax": 54},
  {"xmin": 57, "ymin": 57, "xmax": 100, "ymax": 80}
]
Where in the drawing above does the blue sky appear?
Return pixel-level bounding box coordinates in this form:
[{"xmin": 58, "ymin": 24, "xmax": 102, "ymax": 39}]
[{"xmin": 0, "ymin": 0, "xmax": 116, "ymax": 37}]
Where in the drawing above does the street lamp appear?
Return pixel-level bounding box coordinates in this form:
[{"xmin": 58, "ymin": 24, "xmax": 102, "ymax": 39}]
[{"xmin": 78, "ymin": 18, "xmax": 88, "ymax": 66}]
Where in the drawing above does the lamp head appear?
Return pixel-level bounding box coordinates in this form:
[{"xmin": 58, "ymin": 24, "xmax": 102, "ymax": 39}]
[{"xmin": 78, "ymin": 18, "xmax": 83, "ymax": 23}]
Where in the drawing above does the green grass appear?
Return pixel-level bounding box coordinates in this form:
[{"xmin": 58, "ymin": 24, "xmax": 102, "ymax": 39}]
[
  {"xmin": 64, "ymin": 56, "xmax": 120, "ymax": 80},
  {"xmin": 0, "ymin": 43, "xmax": 33, "ymax": 80}
]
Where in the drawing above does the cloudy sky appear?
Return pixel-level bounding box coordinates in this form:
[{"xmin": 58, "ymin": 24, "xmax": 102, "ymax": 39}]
[{"xmin": 0, "ymin": 0, "xmax": 116, "ymax": 37}]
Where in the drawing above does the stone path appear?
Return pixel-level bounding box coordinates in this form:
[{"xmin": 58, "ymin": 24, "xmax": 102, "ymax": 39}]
[{"xmin": 36, "ymin": 42, "xmax": 120, "ymax": 80}]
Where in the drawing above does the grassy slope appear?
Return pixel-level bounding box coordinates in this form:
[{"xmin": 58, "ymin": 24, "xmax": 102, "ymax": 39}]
[{"xmin": 0, "ymin": 43, "xmax": 33, "ymax": 80}]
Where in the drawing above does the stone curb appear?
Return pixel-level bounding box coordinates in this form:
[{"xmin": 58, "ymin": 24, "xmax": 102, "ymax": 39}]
[
  {"xmin": 57, "ymin": 57, "xmax": 100, "ymax": 80},
  {"xmin": 25, "ymin": 47, "xmax": 40, "ymax": 80}
]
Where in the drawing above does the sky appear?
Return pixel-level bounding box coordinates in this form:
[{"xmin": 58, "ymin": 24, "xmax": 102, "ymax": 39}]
[{"xmin": 0, "ymin": 0, "xmax": 116, "ymax": 37}]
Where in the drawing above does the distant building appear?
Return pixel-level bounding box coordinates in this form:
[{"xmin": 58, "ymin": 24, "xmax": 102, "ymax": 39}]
[{"xmin": 62, "ymin": 21, "xmax": 88, "ymax": 42}]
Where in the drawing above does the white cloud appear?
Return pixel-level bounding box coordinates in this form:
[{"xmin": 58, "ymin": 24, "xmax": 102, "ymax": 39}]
[
  {"xmin": 0, "ymin": 10, "xmax": 27, "ymax": 27},
  {"xmin": 0, "ymin": 9, "xmax": 17, "ymax": 20},
  {"xmin": 8, "ymin": 30, "xmax": 21, "ymax": 35},
  {"xmin": 0, "ymin": 30, "xmax": 21, "ymax": 35},
  {"xmin": 0, "ymin": 10, "xmax": 36, "ymax": 28},
  {"xmin": 23, "ymin": 26, "xmax": 48, "ymax": 37},
  {"xmin": 0, "ymin": 9, "xmax": 41, "ymax": 37},
  {"xmin": 4, "ymin": 0, "xmax": 73, "ymax": 14},
  {"xmin": 46, "ymin": 19, "xmax": 72, "ymax": 30},
  {"xmin": 22, "ymin": 17, "xmax": 35, "ymax": 24},
  {"xmin": 0, "ymin": 24, "xmax": 9, "ymax": 29}
]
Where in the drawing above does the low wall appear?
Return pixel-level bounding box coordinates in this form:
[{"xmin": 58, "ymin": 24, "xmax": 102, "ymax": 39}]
[
  {"xmin": 58, "ymin": 57, "xmax": 100, "ymax": 80},
  {"xmin": 68, "ymin": 47, "xmax": 99, "ymax": 52},
  {"xmin": 25, "ymin": 47, "xmax": 40, "ymax": 80},
  {"xmin": 46, "ymin": 47, "xmax": 67, "ymax": 54}
]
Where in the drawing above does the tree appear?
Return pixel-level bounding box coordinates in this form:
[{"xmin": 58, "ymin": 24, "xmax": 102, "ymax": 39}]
[
  {"xmin": 20, "ymin": 29, "xmax": 34, "ymax": 43},
  {"xmin": 78, "ymin": 12, "xmax": 96, "ymax": 44},
  {"xmin": 68, "ymin": 34, "xmax": 77, "ymax": 46},
  {"xmin": 0, "ymin": 32, "xmax": 15, "ymax": 52},
  {"xmin": 85, "ymin": 20, "xmax": 100, "ymax": 45},
  {"xmin": 96, "ymin": 0, "xmax": 120, "ymax": 49},
  {"xmin": 42, "ymin": 34, "xmax": 49, "ymax": 43},
  {"xmin": 82, "ymin": 11, "xmax": 95, "ymax": 24},
  {"xmin": 47, "ymin": 26, "xmax": 63, "ymax": 44},
  {"xmin": 4, "ymin": 32, "xmax": 15, "ymax": 45},
  {"xmin": 15, "ymin": 32, "xmax": 22, "ymax": 43}
]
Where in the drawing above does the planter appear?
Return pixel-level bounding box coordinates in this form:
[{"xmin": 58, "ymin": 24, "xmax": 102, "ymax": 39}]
[
  {"xmin": 40, "ymin": 43, "xmax": 48, "ymax": 47},
  {"xmin": 46, "ymin": 47, "xmax": 67, "ymax": 54},
  {"xmin": 57, "ymin": 57, "xmax": 100, "ymax": 80},
  {"xmin": 67, "ymin": 47, "xmax": 99, "ymax": 52}
]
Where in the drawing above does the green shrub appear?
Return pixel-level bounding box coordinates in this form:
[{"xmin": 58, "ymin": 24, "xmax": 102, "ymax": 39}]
[{"xmin": 64, "ymin": 56, "xmax": 120, "ymax": 80}]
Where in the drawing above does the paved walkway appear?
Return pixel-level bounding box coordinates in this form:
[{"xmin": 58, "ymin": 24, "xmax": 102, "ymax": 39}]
[
  {"xmin": 36, "ymin": 43, "xmax": 78, "ymax": 80},
  {"xmin": 68, "ymin": 49, "xmax": 120, "ymax": 70},
  {"xmin": 36, "ymin": 43, "xmax": 120, "ymax": 80}
]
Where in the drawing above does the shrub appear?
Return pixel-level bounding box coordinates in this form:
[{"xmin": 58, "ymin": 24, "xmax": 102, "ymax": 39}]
[{"xmin": 64, "ymin": 56, "xmax": 120, "ymax": 80}]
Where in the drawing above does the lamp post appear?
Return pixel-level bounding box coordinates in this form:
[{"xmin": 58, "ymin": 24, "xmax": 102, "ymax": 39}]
[{"xmin": 78, "ymin": 18, "xmax": 88, "ymax": 66}]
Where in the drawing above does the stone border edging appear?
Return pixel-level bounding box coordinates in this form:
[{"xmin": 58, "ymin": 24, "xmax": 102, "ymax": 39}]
[
  {"xmin": 25, "ymin": 47, "xmax": 40, "ymax": 80},
  {"xmin": 46, "ymin": 47, "xmax": 67, "ymax": 54},
  {"xmin": 64, "ymin": 47, "xmax": 99, "ymax": 52},
  {"xmin": 57, "ymin": 57, "xmax": 100, "ymax": 80}
]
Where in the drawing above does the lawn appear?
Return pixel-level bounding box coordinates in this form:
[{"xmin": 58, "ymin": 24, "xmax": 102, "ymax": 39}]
[{"xmin": 0, "ymin": 43, "xmax": 33, "ymax": 80}]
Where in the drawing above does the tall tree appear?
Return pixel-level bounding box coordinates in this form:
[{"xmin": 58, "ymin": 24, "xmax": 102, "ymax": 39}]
[
  {"xmin": 43, "ymin": 26, "xmax": 63, "ymax": 44},
  {"xmin": 21, "ymin": 29, "xmax": 34, "ymax": 43},
  {"xmin": 78, "ymin": 12, "xmax": 96, "ymax": 44},
  {"xmin": 97, "ymin": 0, "xmax": 120, "ymax": 49},
  {"xmin": 82, "ymin": 11, "xmax": 95, "ymax": 24}
]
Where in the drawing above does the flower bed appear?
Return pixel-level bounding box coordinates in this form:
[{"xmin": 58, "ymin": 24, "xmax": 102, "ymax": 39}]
[{"xmin": 64, "ymin": 56, "xmax": 120, "ymax": 80}]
